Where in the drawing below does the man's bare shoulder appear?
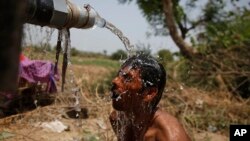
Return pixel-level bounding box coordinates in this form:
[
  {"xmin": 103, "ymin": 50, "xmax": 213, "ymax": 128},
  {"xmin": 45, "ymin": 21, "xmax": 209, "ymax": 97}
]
[
  {"xmin": 153, "ymin": 109, "xmax": 191, "ymax": 141},
  {"xmin": 155, "ymin": 110, "xmax": 181, "ymax": 127}
]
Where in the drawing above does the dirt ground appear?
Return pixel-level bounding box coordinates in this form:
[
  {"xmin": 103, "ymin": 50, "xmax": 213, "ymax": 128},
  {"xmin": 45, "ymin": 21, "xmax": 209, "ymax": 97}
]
[
  {"xmin": 0, "ymin": 64, "xmax": 229, "ymax": 141},
  {"xmin": 0, "ymin": 105, "xmax": 228, "ymax": 141},
  {"xmin": 0, "ymin": 109, "xmax": 229, "ymax": 141}
]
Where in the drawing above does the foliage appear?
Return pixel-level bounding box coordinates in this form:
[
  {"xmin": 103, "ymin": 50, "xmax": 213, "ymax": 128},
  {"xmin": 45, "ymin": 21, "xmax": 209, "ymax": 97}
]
[
  {"xmin": 118, "ymin": 0, "xmax": 234, "ymax": 37},
  {"xmin": 196, "ymin": 10, "xmax": 250, "ymax": 49},
  {"xmin": 72, "ymin": 57, "xmax": 120, "ymax": 68},
  {"xmin": 70, "ymin": 47, "xmax": 80, "ymax": 56},
  {"xmin": 185, "ymin": 10, "xmax": 250, "ymax": 96},
  {"xmin": 178, "ymin": 44, "xmax": 250, "ymax": 97},
  {"xmin": 97, "ymin": 69, "xmax": 118, "ymax": 94},
  {"xmin": 158, "ymin": 49, "xmax": 174, "ymax": 64},
  {"xmin": 69, "ymin": 47, "xmax": 109, "ymax": 58},
  {"xmin": 2, "ymin": 47, "xmax": 250, "ymax": 140},
  {"xmin": 119, "ymin": 0, "xmax": 166, "ymax": 36},
  {"xmin": 188, "ymin": 6, "xmax": 250, "ymax": 97},
  {"xmin": 157, "ymin": 49, "xmax": 176, "ymax": 84},
  {"xmin": 118, "ymin": 0, "xmax": 250, "ymax": 97},
  {"xmin": 110, "ymin": 49, "xmax": 128, "ymax": 60}
]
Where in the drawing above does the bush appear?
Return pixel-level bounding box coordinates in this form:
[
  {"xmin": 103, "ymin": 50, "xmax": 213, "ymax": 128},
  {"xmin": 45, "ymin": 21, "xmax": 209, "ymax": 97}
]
[
  {"xmin": 158, "ymin": 49, "xmax": 174, "ymax": 64},
  {"xmin": 110, "ymin": 50, "xmax": 127, "ymax": 60}
]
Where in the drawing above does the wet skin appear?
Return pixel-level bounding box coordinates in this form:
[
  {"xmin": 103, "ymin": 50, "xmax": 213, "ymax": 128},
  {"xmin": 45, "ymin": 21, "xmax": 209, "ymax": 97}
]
[
  {"xmin": 110, "ymin": 66, "xmax": 143, "ymax": 111},
  {"xmin": 110, "ymin": 66, "xmax": 191, "ymax": 141}
]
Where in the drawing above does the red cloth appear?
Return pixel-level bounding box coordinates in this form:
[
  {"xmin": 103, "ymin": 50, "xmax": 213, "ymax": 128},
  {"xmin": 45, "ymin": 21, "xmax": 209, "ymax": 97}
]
[{"xmin": 20, "ymin": 53, "xmax": 28, "ymax": 61}]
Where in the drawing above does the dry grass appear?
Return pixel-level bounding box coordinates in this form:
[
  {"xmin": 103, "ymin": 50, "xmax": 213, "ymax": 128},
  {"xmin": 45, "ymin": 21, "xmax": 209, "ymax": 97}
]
[
  {"xmin": 1, "ymin": 52, "xmax": 249, "ymax": 141},
  {"xmin": 159, "ymin": 81, "xmax": 250, "ymax": 140},
  {"xmin": 0, "ymin": 62, "xmax": 117, "ymax": 141}
]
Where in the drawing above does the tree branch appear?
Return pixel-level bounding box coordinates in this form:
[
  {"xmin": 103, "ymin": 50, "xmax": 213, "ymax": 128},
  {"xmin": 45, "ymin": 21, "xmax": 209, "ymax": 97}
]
[{"xmin": 162, "ymin": 0, "xmax": 195, "ymax": 60}]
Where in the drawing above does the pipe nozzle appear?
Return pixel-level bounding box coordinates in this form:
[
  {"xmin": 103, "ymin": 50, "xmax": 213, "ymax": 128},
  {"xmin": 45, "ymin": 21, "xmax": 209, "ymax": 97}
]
[{"xmin": 25, "ymin": 0, "xmax": 106, "ymax": 29}]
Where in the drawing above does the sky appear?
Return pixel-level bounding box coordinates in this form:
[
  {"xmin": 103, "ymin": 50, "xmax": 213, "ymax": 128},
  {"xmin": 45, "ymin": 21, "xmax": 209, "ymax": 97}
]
[
  {"xmin": 68, "ymin": 0, "xmax": 178, "ymax": 55},
  {"xmin": 24, "ymin": 0, "xmax": 177, "ymax": 55},
  {"xmin": 24, "ymin": 0, "xmax": 249, "ymax": 55}
]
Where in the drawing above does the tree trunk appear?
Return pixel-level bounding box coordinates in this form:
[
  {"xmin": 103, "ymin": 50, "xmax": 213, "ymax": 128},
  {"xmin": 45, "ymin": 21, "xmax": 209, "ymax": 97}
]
[
  {"xmin": 0, "ymin": 1, "xmax": 24, "ymax": 91},
  {"xmin": 162, "ymin": 0, "xmax": 195, "ymax": 60}
]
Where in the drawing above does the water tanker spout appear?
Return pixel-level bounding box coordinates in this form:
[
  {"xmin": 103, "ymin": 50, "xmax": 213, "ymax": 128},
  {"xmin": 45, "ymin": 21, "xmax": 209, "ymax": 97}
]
[{"xmin": 25, "ymin": 0, "xmax": 106, "ymax": 29}]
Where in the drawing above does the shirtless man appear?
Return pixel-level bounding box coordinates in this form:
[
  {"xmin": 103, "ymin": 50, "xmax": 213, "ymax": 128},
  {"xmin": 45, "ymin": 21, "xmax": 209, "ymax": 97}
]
[{"xmin": 109, "ymin": 54, "xmax": 191, "ymax": 141}]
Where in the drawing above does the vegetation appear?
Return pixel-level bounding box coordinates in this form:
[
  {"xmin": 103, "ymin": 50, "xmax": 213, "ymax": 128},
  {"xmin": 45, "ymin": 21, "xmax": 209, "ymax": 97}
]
[
  {"xmin": 118, "ymin": 0, "xmax": 250, "ymax": 97},
  {"xmin": 1, "ymin": 48, "xmax": 250, "ymax": 140},
  {"xmin": 110, "ymin": 49, "xmax": 127, "ymax": 60}
]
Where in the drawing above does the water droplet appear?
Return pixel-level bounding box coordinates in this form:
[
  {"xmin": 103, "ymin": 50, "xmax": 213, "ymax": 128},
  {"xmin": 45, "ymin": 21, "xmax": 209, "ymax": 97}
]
[
  {"xmin": 146, "ymin": 81, "xmax": 153, "ymax": 86},
  {"xmin": 116, "ymin": 95, "xmax": 122, "ymax": 101}
]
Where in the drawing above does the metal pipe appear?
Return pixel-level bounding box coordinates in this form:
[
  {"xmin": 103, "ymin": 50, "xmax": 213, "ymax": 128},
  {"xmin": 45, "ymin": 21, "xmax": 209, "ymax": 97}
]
[{"xmin": 25, "ymin": 0, "xmax": 106, "ymax": 29}]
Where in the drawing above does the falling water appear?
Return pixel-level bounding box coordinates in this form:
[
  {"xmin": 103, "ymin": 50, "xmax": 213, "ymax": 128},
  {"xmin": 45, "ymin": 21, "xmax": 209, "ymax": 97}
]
[
  {"xmin": 98, "ymin": 18, "xmax": 139, "ymax": 140},
  {"xmin": 55, "ymin": 30, "xmax": 62, "ymax": 74},
  {"xmin": 61, "ymin": 29, "xmax": 69, "ymax": 92},
  {"xmin": 87, "ymin": 4, "xmax": 135, "ymax": 57},
  {"xmin": 105, "ymin": 21, "xmax": 135, "ymax": 56},
  {"xmin": 59, "ymin": 28, "xmax": 82, "ymax": 121}
]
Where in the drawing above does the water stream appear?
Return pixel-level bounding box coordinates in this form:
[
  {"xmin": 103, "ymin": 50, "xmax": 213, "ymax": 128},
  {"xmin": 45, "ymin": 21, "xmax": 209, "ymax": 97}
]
[
  {"xmin": 23, "ymin": 4, "xmax": 139, "ymax": 140},
  {"xmin": 29, "ymin": 10, "xmax": 137, "ymax": 138},
  {"xmin": 61, "ymin": 29, "xmax": 72, "ymax": 92},
  {"xmin": 59, "ymin": 28, "xmax": 82, "ymax": 121},
  {"xmin": 105, "ymin": 21, "xmax": 135, "ymax": 56},
  {"xmin": 55, "ymin": 30, "xmax": 62, "ymax": 74},
  {"xmin": 90, "ymin": 4, "xmax": 136, "ymax": 57}
]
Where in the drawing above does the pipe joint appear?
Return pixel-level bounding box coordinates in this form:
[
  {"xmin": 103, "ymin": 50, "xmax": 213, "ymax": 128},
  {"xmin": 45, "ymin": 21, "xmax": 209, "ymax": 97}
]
[
  {"xmin": 50, "ymin": 0, "xmax": 68, "ymax": 29},
  {"xmin": 25, "ymin": 0, "xmax": 103, "ymax": 29}
]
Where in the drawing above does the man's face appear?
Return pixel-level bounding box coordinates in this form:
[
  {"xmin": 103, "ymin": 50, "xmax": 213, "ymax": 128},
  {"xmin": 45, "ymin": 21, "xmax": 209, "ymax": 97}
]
[{"xmin": 111, "ymin": 65, "xmax": 144, "ymax": 111}]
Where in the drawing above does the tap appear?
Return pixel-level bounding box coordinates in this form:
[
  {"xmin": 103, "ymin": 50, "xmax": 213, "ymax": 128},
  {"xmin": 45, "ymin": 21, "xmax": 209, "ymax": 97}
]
[{"xmin": 25, "ymin": 0, "xmax": 106, "ymax": 29}]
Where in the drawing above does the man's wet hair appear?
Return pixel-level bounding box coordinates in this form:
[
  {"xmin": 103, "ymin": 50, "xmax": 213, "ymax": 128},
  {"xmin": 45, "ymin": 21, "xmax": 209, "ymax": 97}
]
[{"xmin": 121, "ymin": 54, "xmax": 167, "ymax": 109}]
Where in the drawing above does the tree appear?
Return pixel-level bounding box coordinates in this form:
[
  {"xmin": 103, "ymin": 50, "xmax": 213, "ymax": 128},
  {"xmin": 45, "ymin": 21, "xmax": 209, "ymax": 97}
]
[
  {"xmin": 118, "ymin": 0, "xmax": 196, "ymax": 58},
  {"xmin": 117, "ymin": 0, "xmax": 246, "ymax": 59},
  {"xmin": 118, "ymin": 0, "xmax": 250, "ymax": 96}
]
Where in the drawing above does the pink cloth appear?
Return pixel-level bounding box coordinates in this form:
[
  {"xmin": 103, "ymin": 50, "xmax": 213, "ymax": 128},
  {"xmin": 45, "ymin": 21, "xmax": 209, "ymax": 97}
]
[
  {"xmin": 20, "ymin": 57, "xmax": 59, "ymax": 93},
  {"xmin": 1, "ymin": 55, "xmax": 59, "ymax": 109}
]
